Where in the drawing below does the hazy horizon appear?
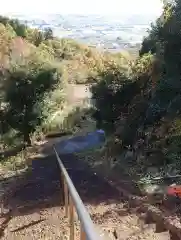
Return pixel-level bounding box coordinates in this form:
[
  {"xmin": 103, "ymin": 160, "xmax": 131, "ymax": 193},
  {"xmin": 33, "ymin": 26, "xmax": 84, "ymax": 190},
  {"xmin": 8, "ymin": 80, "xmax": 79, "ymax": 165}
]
[{"xmin": 0, "ymin": 0, "xmax": 163, "ymax": 16}]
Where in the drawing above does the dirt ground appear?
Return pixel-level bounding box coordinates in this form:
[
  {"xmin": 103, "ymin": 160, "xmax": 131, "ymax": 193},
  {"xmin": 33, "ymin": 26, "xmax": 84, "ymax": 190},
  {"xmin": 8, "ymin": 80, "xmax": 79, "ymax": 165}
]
[{"xmin": 0, "ymin": 136, "xmax": 170, "ymax": 240}]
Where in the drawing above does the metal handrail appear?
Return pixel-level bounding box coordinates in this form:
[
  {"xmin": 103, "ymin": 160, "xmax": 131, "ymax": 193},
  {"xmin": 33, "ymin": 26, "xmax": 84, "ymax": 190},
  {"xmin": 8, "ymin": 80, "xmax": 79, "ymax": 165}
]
[{"xmin": 54, "ymin": 147, "xmax": 100, "ymax": 240}]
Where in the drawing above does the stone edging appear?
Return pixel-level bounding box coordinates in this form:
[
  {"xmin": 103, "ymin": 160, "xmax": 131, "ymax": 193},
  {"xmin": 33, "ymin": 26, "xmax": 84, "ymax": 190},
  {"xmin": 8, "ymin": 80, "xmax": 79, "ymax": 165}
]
[{"xmin": 103, "ymin": 175, "xmax": 181, "ymax": 240}]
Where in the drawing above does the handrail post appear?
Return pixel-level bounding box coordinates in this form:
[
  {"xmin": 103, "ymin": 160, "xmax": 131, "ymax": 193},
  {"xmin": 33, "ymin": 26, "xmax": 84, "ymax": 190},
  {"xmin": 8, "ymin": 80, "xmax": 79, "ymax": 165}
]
[
  {"xmin": 64, "ymin": 178, "xmax": 69, "ymax": 217},
  {"xmin": 80, "ymin": 225, "xmax": 86, "ymax": 240},
  {"xmin": 61, "ymin": 173, "xmax": 64, "ymax": 204},
  {"xmin": 69, "ymin": 196, "xmax": 74, "ymax": 240}
]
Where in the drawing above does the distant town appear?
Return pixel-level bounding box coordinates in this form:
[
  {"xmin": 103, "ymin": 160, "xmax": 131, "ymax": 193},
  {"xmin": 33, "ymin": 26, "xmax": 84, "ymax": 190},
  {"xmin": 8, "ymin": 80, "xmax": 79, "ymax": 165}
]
[{"xmin": 6, "ymin": 13, "xmax": 158, "ymax": 52}]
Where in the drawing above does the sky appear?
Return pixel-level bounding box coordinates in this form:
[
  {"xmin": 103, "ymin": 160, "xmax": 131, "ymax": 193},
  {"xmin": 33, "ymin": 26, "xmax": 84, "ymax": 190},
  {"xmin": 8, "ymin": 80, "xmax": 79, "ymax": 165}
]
[{"xmin": 0, "ymin": 0, "xmax": 163, "ymax": 15}]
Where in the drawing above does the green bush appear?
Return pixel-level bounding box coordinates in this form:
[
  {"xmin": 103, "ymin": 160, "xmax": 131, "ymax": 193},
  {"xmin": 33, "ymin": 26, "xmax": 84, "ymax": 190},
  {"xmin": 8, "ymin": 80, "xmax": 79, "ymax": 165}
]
[{"xmin": 3, "ymin": 54, "xmax": 61, "ymax": 145}]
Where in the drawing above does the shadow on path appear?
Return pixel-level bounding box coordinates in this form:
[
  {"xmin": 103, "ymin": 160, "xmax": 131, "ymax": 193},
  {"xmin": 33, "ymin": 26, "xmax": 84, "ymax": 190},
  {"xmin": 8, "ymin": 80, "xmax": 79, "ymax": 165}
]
[
  {"xmin": 9, "ymin": 154, "xmax": 62, "ymax": 216},
  {"xmin": 6, "ymin": 133, "xmax": 124, "ymax": 218}
]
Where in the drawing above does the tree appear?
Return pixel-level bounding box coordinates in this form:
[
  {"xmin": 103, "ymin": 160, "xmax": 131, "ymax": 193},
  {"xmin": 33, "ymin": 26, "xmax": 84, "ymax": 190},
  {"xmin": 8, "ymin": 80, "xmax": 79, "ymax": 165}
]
[
  {"xmin": 26, "ymin": 28, "xmax": 44, "ymax": 47},
  {"xmin": 43, "ymin": 28, "xmax": 53, "ymax": 40},
  {"xmin": 4, "ymin": 53, "xmax": 60, "ymax": 145},
  {"xmin": 0, "ymin": 16, "xmax": 27, "ymax": 37}
]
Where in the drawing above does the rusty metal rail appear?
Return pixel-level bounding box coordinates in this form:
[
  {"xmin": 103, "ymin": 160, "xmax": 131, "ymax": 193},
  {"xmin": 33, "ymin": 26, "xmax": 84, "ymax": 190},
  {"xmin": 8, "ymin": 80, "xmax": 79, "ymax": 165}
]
[{"xmin": 54, "ymin": 147, "xmax": 101, "ymax": 240}]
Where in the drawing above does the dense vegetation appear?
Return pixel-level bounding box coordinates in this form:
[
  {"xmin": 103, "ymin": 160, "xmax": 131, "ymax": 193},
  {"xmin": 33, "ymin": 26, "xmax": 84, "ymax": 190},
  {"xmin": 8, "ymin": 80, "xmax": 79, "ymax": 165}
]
[
  {"xmin": 2, "ymin": 0, "xmax": 181, "ymax": 179},
  {"xmin": 0, "ymin": 19, "xmax": 62, "ymax": 148},
  {"xmin": 92, "ymin": 0, "xmax": 181, "ymax": 177},
  {"xmin": 0, "ymin": 15, "xmax": 128, "ymax": 154}
]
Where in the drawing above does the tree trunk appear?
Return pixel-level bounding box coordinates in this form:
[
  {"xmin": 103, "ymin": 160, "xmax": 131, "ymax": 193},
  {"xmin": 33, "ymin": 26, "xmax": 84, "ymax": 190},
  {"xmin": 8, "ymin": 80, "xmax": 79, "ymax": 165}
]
[{"xmin": 23, "ymin": 132, "xmax": 31, "ymax": 146}]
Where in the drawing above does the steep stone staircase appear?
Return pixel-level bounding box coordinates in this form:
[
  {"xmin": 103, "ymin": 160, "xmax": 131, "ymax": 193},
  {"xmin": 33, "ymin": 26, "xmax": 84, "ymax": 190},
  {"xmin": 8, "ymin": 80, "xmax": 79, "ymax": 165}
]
[{"xmin": 0, "ymin": 137, "xmax": 173, "ymax": 239}]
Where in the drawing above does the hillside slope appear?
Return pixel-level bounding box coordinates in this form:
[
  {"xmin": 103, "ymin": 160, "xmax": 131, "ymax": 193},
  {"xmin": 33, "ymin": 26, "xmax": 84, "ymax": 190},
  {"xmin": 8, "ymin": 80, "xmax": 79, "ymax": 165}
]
[{"xmin": 90, "ymin": 0, "xmax": 181, "ymax": 187}]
